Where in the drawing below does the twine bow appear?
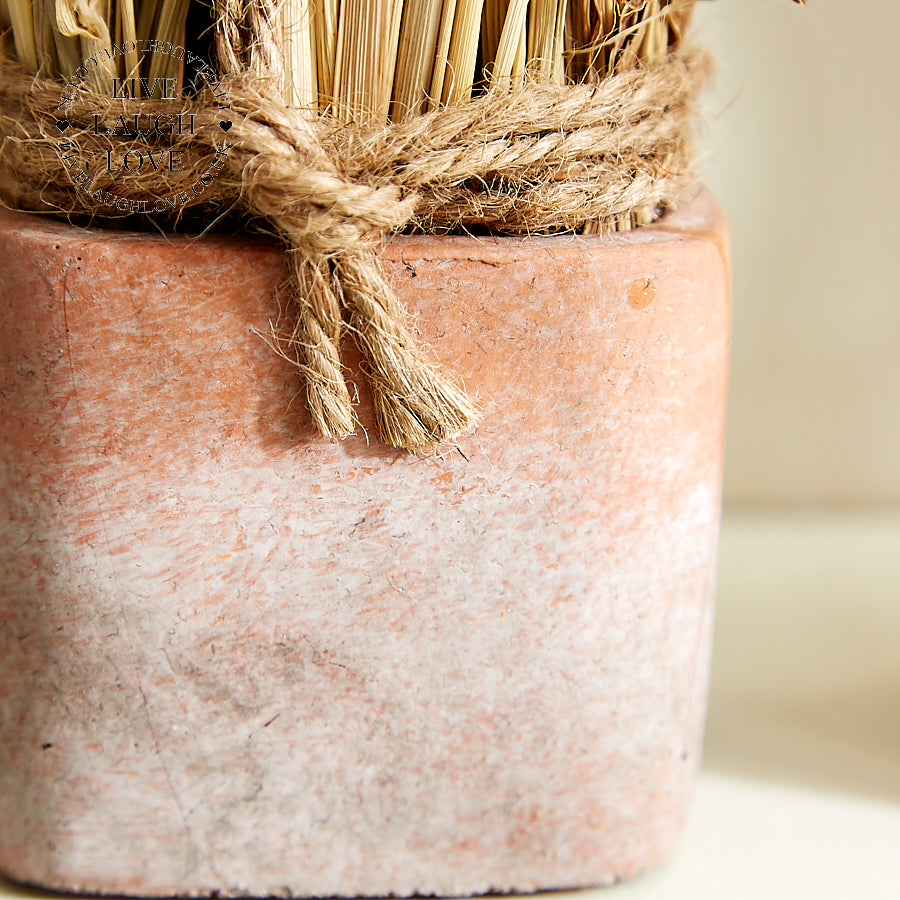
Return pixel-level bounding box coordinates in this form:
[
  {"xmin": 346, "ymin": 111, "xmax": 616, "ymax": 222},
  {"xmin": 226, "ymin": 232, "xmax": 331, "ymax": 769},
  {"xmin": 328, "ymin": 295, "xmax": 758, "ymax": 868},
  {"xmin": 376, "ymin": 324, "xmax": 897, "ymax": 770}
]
[{"xmin": 221, "ymin": 78, "xmax": 480, "ymax": 450}]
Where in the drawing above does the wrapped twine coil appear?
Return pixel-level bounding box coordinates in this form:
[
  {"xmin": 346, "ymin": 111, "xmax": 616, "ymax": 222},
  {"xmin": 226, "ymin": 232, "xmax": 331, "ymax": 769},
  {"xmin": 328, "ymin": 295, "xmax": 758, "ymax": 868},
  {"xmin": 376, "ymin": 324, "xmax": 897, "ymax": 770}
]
[{"xmin": 0, "ymin": 3, "xmax": 710, "ymax": 451}]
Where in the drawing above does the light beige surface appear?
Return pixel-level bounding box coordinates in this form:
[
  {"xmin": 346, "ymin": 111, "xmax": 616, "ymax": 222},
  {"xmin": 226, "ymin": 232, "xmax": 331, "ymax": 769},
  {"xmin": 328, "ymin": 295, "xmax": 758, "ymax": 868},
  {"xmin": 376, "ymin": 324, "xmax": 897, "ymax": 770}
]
[
  {"xmin": 2, "ymin": 511, "xmax": 898, "ymax": 898},
  {"xmin": 695, "ymin": 0, "xmax": 900, "ymax": 506}
]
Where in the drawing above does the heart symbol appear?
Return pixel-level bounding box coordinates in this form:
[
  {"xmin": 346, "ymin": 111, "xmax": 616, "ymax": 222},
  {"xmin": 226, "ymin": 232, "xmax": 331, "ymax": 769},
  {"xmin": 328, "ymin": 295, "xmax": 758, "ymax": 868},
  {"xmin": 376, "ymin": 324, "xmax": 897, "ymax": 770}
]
[
  {"xmin": 219, "ymin": 120, "xmax": 233, "ymax": 132},
  {"xmin": 56, "ymin": 119, "xmax": 70, "ymax": 132}
]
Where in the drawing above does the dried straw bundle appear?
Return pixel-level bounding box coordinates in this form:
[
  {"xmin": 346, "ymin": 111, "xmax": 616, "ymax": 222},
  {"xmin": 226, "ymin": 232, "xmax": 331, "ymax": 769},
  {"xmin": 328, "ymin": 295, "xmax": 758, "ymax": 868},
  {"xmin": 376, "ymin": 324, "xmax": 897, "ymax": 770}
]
[{"xmin": 0, "ymin": 0, "xmax": 802, "ymax": 451}]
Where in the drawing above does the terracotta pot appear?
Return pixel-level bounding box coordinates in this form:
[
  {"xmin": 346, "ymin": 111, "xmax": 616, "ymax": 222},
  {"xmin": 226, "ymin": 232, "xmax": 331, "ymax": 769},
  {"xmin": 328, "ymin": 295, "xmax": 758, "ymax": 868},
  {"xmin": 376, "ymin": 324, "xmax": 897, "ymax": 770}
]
[{"xmin": 0, "ymin": 191, "xmax": 729, "ymax": 898}]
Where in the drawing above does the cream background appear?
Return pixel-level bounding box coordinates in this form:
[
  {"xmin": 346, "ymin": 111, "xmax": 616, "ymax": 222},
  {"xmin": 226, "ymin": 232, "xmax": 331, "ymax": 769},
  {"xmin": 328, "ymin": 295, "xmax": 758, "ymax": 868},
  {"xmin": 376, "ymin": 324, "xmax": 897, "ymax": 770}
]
[{"xmin": 694, "ymin": 0, "xmax": 900, "ymax": 508}]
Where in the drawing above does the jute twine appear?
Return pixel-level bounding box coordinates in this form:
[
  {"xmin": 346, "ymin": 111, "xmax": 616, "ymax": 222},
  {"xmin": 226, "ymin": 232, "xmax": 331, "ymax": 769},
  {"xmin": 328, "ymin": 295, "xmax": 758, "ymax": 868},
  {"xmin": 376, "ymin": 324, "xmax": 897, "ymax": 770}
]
[{"xmin": 0, "ymin": 6, "xmax": 710, "ymax": 452}]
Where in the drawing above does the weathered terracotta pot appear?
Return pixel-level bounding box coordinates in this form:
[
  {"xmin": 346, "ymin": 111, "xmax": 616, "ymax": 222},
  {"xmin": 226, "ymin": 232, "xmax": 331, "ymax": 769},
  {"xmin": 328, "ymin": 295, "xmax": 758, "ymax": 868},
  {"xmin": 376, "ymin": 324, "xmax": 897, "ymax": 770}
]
[{"xmin": 0, "ymin": 191, "xmax": 729, "ymax": 898}]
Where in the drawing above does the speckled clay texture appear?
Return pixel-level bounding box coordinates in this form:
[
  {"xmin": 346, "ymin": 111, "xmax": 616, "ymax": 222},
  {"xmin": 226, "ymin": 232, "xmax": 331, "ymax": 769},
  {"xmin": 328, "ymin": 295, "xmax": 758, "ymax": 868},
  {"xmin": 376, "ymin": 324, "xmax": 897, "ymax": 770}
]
[{"xmin": 0, "ymin": 191, "xmax": 729, "ymax": 898}]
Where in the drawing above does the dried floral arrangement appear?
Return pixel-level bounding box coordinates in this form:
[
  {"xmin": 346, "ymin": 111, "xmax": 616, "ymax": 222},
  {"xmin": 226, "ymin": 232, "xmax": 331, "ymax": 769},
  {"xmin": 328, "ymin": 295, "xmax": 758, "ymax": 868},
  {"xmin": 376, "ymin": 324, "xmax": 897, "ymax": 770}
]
[
  {"xmin": 5, "ymin": 2, "xmax": 696, "ymax": 113},
  {"xmin": 0, "ymin": 0, "xmax": 803, "ymax": 451}
]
